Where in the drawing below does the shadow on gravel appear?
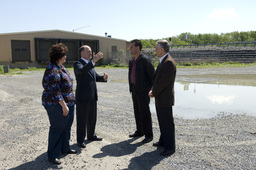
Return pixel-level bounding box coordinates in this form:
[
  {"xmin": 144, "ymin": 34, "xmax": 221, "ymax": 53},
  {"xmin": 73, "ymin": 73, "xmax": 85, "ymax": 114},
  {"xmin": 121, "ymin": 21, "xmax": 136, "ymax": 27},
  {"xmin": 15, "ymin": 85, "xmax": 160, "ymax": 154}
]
[
  {"xmin": 128, "ymin": 149, "xmax": 166, "ymax": 169},
  {"xmin": 10, "ymin": 152, "xmax": 62, "ymax": 170},
  {"xmin": 93, "ymin": 138, "xmax": 143, "ymax": 158}
]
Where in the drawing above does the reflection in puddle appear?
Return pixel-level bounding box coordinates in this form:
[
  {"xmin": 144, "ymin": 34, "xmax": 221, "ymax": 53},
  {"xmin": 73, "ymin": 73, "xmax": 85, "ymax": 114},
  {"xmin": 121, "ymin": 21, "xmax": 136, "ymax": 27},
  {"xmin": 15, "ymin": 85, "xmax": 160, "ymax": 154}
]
[
  {"xmin": 150, "ymin": 82, "xmax": 256, "ymax": 119},
  {"xmin": 207, "ymin": 95, "xmax": 237, "ymax": 105}
]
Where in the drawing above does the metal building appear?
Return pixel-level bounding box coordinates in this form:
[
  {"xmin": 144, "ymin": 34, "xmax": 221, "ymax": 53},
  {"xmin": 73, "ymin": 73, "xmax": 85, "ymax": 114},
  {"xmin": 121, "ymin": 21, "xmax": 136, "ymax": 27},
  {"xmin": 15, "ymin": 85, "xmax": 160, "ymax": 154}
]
[{"xmin": 0, "ymin": 30, "xmax": 129, "ymax": 68}]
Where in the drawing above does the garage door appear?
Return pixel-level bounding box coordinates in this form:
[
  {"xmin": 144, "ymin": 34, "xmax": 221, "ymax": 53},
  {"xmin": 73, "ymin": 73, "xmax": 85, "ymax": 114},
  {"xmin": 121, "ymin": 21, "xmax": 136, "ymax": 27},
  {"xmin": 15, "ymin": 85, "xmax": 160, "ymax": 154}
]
[
  {"xmin": 11, "ymin": 40, "xmax": 31, "ymax": 62},
  {"xmin": 35, "ymin": 38, "xmax": 58, "ymax": 62}
]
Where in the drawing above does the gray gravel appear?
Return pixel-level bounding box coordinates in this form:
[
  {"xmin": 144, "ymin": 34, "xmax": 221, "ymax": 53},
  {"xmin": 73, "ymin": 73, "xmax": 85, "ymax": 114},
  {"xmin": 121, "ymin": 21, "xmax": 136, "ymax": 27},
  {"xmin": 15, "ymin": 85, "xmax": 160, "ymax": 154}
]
[{"xmin": 0, "ymin": 66, "xmax": 255, "ymax": 169}]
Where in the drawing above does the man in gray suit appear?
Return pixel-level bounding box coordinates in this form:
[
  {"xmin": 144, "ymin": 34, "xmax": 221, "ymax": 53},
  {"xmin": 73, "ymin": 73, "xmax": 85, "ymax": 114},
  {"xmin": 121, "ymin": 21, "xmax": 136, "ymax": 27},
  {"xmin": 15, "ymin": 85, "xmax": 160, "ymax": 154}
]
[
  {"xmin": 149, "ymin": 40, "xmax": 176, "ymax": 156},
  {"xmin": 74, "ymin": 45, "xmax": 108, "ymax": 148}
]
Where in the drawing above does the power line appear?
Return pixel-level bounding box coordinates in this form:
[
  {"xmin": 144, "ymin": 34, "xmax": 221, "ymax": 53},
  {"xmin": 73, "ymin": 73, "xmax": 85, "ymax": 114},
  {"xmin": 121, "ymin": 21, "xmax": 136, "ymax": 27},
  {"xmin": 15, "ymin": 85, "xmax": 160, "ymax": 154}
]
[{"xmin": 72, "ymin": 25, "xmax": 91, "ymax": 32}]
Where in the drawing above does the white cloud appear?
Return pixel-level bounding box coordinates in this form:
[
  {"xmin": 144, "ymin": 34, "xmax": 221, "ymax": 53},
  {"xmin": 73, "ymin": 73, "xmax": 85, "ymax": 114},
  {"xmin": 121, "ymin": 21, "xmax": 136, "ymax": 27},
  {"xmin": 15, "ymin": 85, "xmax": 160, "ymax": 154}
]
[
  {"xmin": 207, "ymin": 95, "xmax": 237, "ymax": 105},
  {"xmin": 207, "ymin": 7, "xmax": 240, "ymax": 19}
]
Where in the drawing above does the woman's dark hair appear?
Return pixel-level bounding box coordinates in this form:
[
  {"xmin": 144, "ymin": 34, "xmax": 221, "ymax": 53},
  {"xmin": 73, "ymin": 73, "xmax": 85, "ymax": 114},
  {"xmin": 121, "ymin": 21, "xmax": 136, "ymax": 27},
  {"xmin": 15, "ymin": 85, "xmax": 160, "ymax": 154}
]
[{"xmin": 49, "ymin": 43, "xmax": 68, "ymax": 64}]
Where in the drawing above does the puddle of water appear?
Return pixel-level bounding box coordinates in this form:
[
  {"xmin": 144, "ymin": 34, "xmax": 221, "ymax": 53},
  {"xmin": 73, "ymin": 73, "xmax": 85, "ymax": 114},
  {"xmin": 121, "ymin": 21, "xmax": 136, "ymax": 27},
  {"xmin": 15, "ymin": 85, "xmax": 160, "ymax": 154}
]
[{"xmin": 150, "ymin": 82, "xmax": 256, "ymax": 119}]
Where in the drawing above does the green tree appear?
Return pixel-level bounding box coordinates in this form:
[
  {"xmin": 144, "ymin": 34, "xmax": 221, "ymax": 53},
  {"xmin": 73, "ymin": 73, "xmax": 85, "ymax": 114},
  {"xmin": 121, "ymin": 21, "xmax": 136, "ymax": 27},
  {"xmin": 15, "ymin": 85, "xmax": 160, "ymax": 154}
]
[
  {"xmin": 240, "ymin": 32, "xmax": 249, "ymax": 41},
  {"xmin": 170, "ymin": 36, "xmax": 183, "ymax": 45},
  {"xmin": 249, "ymin": 31, "xmax": 256, "ymax": 41},
  {"xmin": 140, "ymin": 30, "xmax": 256, "ymax": 46},
  {"xmin": 141, "ymin": 39, "xmax": 152, "ymax": 48},
  {"xmin": 202, "ymin": 34, "xmax": 212, "ymax": 44},
  {"xmin": 231, "ymin": 31, "xmax": 240, "ymax": 42},
  {"xmin": 212, "ymin": 34, "xmax": 220, "ymax": 44}
]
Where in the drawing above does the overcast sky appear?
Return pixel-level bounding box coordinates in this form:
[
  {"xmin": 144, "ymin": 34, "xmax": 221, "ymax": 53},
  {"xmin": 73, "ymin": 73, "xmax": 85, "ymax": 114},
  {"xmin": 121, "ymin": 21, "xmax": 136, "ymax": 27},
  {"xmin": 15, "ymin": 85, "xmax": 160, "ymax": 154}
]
[{"xmin": 0, "ymin": 0, "xmax": 255, "ymax": 40}]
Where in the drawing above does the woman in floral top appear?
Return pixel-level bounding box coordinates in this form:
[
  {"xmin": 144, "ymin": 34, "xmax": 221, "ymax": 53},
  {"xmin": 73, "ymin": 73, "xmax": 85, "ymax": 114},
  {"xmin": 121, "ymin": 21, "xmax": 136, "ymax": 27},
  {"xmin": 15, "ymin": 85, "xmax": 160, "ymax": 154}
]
[{"xmin": 42, "ymin": 43, "xmax": 76, "ymax": 165}]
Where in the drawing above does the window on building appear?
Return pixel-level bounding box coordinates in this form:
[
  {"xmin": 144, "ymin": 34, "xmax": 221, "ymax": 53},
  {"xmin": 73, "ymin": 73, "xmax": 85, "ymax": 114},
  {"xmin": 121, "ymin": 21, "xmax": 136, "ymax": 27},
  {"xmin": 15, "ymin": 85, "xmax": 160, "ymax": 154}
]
[{"xmin": 112, "ymin": 46, "xmax": 117, "ymax": 53}]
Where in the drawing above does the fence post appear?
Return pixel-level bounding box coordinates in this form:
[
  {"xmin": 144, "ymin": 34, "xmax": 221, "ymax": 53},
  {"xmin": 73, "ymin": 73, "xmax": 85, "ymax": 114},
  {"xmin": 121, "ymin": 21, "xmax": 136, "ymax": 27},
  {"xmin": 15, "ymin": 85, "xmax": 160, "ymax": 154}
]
[
  {"xmin": 218, "ymin": 50, "xmax": 221, "ymax": 61},
  {"xmin": 178, "ymin": 51, "xmax": 180, "ymax": 64},
  {"xmin": 190, "ymin": 51, "xmax": 192, "ymax": 62}
]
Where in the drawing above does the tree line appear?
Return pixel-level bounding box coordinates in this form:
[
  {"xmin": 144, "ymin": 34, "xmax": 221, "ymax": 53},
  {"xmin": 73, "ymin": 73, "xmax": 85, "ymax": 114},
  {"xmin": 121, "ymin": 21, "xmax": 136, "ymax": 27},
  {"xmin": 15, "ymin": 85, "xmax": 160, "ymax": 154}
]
[{"xmin": 141, "ymin": 31, "xmax": 256, "ymax": 48}]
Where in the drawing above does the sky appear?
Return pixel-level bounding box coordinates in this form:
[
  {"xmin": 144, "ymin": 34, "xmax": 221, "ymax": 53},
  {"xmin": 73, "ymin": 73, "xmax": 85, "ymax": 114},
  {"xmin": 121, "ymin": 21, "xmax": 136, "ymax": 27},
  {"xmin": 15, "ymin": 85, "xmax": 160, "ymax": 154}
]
[{"xmin": 0, "ymin": 0, "xmax": 255, "ymax": 41}]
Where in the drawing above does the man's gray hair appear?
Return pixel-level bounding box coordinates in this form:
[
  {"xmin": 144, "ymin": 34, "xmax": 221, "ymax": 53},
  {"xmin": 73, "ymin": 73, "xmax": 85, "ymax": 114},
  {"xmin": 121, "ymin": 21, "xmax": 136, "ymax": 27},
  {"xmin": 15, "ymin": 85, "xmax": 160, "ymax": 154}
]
[{"xmin": 156, "ymin": 40, "xmax": 169, "ymax": 53}]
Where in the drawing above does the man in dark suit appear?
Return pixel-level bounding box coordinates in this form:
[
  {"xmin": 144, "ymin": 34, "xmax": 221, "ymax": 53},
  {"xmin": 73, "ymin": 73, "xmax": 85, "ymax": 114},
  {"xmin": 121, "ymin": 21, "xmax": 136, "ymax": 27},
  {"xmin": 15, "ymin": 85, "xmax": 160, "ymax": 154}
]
[
  {"xmin": 128, "ymin": 39, "xmax": 155, "ymax": 143},
  {"xmin": 149, "ymin": 40, "xmax": 176, "ymax": 156},
  {"xmin": 74, "ymin": 45, "xmax": 108, "ymax": 148}
]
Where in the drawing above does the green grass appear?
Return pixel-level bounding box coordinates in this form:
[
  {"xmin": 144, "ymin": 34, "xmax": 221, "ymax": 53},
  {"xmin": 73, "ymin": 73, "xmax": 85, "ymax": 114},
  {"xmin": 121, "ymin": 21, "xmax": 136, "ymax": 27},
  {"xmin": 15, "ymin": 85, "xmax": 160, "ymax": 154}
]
[
  {"xmin": 0, "ymin": 66, "xmax": 44, "ymax": 75},
  {"xmin": 1, "ymin": 62, "xmax": 256, "ymax": 74},
  {"xmin": 0, "ymin": 66, "xmax": 3, "ymax": 74},
  {"xmin": 176, "ymin": 62, "xmax": 256, "ymax": 68},
  {"xmin": 100, "ymin": 64, "xmax": 128, "ymax": 68},
  {"xmin": 0, "ymin": 64, "xmax": 128, "ymax": 75},
  {"xmin": 0, "ymin": 66, "xmax": 23, "ymax": 75}
]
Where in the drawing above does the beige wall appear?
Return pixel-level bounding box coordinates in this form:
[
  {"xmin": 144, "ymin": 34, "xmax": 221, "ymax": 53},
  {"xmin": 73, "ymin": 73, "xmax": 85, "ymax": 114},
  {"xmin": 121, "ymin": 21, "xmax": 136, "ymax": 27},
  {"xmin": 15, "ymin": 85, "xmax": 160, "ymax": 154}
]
[{"xmin": 0, "ymin": 30, "xmax": 128, "ymax": 64}]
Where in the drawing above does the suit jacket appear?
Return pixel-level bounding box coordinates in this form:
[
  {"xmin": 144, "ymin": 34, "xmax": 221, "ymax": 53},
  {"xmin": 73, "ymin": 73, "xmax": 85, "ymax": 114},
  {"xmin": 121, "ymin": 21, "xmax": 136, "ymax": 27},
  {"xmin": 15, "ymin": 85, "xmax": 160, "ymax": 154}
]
[
  {"xmin": 128, "ymin": 54, "xmax": 155, "ymax": 93},
  {"xmin": 74, "ymin": 59, "xmax": 106, "ymax": 102},
  {"xmin": 152, "ymin": 54, "xmax": 176, "ymax": 107}
]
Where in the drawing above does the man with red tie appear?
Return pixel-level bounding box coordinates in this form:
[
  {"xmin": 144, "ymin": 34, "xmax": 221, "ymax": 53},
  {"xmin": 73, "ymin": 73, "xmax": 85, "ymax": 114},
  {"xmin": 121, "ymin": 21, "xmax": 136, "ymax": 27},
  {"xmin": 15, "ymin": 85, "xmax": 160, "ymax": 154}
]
[{"xmin": 128, "ymin": 39, "xmax": 155, "ymax": 143}]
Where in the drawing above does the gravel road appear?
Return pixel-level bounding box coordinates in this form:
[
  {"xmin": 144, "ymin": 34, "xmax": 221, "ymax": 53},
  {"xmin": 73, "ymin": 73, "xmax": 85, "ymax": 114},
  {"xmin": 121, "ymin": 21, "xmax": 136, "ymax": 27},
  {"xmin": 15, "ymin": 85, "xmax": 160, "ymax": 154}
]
[{"xmin": 0, "ymin": 66, "xmax": 255, "ymax": 169}]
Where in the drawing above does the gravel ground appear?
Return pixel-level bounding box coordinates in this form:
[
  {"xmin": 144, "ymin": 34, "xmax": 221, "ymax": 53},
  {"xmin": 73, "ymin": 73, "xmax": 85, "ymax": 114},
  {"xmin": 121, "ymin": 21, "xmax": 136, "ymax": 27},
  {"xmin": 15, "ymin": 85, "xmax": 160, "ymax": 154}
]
[{"xmin": 0, "ymin": 66, "xmax": 256, "ymax": 170}]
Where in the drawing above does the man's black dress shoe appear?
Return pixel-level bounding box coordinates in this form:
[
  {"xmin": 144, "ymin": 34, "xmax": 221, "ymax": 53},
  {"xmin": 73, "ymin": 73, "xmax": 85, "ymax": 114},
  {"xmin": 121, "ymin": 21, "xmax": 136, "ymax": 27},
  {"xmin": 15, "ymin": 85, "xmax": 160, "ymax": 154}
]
[
  {"xmin": 129, "ymin": 132, "xmax": 143, "ymax": 138},
  {"xmin": 142, "ymin": 136, "xmax": 153, "ymax": 143},
  {"xmin": 48, "ymin": 158, "xmax": 61, "ymax": 165},
  {"xmin": 77, "ymin": 143, "xmax": 86, "ymax": 148},
  {"xmin": 160, "ymin": 150, "xmax": 175, "ymax": 156},
  {"xmin": 62, "ymin": 149, "xmax": 77, "ymax": 154},
  {"xmin": 153, "ymin": 142, "xmax": 163, "ymax": 147},
  {"xmin": 88, "ymin": 135, "xmax": 102, "ymax": 141}
]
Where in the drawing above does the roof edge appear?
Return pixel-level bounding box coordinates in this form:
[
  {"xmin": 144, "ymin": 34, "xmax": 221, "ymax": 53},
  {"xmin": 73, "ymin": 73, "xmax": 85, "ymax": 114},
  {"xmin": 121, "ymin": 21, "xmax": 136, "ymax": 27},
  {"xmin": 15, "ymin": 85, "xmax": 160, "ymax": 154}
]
[{"xmin": 0, "ymin": 29, "xmax": 128, "ymax": 41}]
